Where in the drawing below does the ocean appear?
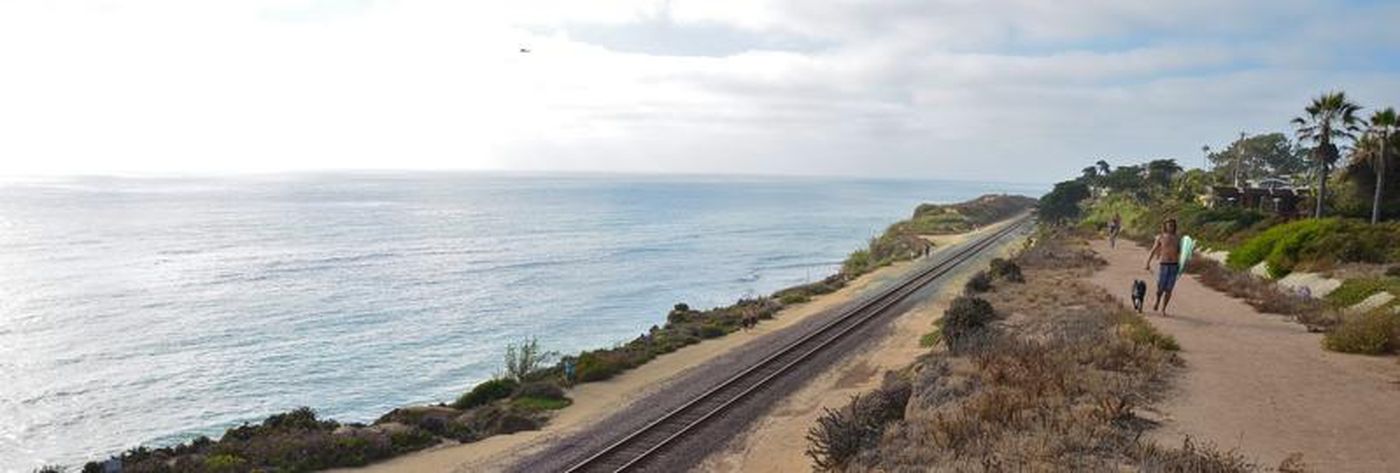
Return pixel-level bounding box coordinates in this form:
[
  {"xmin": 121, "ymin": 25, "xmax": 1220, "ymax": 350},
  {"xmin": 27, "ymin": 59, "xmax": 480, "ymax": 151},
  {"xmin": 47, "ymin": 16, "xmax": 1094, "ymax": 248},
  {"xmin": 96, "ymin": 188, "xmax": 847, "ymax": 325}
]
[{"xmin": 0, "ymin": 172, "xmax": 1044, "ymax": 470}]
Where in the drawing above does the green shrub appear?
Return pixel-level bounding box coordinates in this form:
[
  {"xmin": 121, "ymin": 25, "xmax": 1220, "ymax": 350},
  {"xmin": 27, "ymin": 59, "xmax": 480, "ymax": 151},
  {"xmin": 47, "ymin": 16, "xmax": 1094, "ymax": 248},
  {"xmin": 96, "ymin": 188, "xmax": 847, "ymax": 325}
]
[
  {"xmin": 493, "ymin": 412, "xmax": 540, "ymax": 434},
  {"xmin": 699, "ymin": 323, "xmax": 728, "ymax": 339},
  {"xmin": 1173, "ymin": 205, "xmax": 1271, "ymax": 246},
  {"xmin": 1039, "ymin": 180, "xmax": 1092, "ymax": 224},
  {"xmin": 263, "ymin": 406, "xmax": 328, "ymax": 430},
  {"xmin": 988, "ymin": 258, "xmax": 1024, "ymax": 282},
  {"xmin": 389, "ymin": 428, "xmax": 438, "ymax": 452},
  {"xmin": 515, "ymin": 381, "xmax": 566, "ymax": 401},
  {"xmin": 1120, "ymin": 317, "xmax": 1180, "ymax": 351},
  {"xmin": 919, "ymin": 330, "xmax": 941, "ymax": 348},
  {"xmin": 511, "ymin": 396, "xmax": 573, "ymax": 412},
  {"xmin": 773, "ymin": 277, "xmax": 844, "ymax": 303},
  {"xmin": 453, "ymin": 378, "xmax": 519, "ymax": 410},
  {"xmin": 780, "ymin": 293, "xmax": 811, "ymax": 305},
  {"xmin": 1228, "ymin": 219, "xmax": 1400, "ymax": 277},
  {"xmin": 910, "ymin": 195, "xmax": 1035, "ymax": 233},
  {"xmin": 575, "ymin": 350, "xmax": 627, "ymax": 382},
  {"xmin": 1388, "ymin": 265, "xmax": 1400, "ymax": 277},
  {"xmin": 843, "ymin": 249, "xmax": 873, "ymax": 276},
  {"xmin": 503, "ymin": 337, "xmax": 557, "ymax": 382},
  {"xmin": 1323, "ymin": 311, "xmax": 1400, "ymax": 354},
  {"xmin": 938, "ymin": 296, "xmax": 996, "ymax": 353},
  {"xmin": 1325, "ymin": 278, "xmax": 1400, "ymax": 309},
  {"xmin": 204, "ymin": 454, "xmax": 247, "ymax": 472},
  {"xmin": 1081, "ymin": 193, "xmax": 1150, "ymax": 237},
  {"xmin": 667, "ymin": 303, "xmax": 696, "ymax": 324},
  {"xmin": 964, "ymin": 271, "xmax": 992, "ymax": 293}
]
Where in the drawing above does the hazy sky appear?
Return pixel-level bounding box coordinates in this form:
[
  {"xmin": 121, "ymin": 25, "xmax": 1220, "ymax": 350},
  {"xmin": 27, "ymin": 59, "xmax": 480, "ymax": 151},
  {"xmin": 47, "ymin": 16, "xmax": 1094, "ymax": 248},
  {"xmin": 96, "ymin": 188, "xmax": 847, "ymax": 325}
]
[{"xmin": 2, "ymin": 1, "xmax": 1397, "ymax": 181}]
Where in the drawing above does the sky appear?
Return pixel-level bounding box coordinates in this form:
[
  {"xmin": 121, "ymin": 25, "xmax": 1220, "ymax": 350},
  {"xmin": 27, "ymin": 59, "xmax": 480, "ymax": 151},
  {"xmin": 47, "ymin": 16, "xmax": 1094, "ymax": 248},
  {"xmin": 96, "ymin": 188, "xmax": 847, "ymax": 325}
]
[{"xmin": 1, "ymin": 0, "xmax": 1397, "ymax": 182}]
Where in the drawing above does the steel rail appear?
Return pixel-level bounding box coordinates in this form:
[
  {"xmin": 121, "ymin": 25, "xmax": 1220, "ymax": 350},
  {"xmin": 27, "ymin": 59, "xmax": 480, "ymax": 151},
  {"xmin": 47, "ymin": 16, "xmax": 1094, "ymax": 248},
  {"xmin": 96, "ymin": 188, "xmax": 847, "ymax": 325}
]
[{"xmin": 565, "ymin": 215, "xmax": 1030, "ymax": 473}]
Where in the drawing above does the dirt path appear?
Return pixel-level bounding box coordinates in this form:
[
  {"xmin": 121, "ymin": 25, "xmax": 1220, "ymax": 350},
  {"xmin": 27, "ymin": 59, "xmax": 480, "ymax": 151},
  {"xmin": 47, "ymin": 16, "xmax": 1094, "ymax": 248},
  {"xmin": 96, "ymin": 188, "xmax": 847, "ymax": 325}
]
[{"xmin": 1087, "ymin": 239, "xmax": 1400, "ymax": 472}]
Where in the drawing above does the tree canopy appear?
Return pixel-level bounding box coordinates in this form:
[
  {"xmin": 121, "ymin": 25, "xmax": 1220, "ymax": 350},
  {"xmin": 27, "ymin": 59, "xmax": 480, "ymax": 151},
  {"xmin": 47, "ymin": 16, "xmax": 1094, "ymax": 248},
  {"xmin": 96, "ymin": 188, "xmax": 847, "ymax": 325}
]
[
  {"xmin": 1039, "ymin": 180, "xmax": 1090, "ymax": 223},
  {"xmin": 1206, "ymin": 133, "xmax": 1308, "ymax": 184}
]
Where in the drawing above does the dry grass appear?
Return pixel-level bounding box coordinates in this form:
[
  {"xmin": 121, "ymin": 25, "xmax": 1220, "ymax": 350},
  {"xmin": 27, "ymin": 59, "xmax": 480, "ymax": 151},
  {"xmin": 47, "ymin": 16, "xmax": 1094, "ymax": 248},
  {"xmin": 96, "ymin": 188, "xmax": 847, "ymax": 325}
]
[
  {"xmin": 1190, "ymin": 257, "xmax": 1338, "ymax": 330},
  {"xmin": 1323, "ymin": 310, "xmax": 1400, "ymax": 355},
  {"xmin": 808, "ymin": 230, "xmax": 1260, "ymax": 472}
]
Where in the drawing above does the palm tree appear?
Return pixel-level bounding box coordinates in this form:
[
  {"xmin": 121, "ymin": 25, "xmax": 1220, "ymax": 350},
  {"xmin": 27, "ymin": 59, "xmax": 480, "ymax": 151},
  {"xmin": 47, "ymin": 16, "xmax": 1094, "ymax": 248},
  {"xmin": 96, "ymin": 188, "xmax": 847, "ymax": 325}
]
[
  {"xmin": 1361, "ymin": 107, "xmax": 1396, "ymax": 223},
  {"xmin": 1292, "ymin": 92, "xmax": 1362, "ymax": 218}
]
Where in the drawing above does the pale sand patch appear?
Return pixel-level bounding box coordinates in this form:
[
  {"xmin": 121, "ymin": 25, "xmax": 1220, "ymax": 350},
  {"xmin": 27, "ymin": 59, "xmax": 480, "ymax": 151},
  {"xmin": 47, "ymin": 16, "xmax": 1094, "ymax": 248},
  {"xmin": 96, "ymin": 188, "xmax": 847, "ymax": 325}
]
[
  {"xmin": 334, "ymin": 221, "xmax": 1014, "ymax": 473},
  {"xmin": 918, "ymin": 228, "xmax": 974, "ymax": 248},
  {"xmin": 699, "ymin": 233, "xmax": 1022, "ymax": 472}
]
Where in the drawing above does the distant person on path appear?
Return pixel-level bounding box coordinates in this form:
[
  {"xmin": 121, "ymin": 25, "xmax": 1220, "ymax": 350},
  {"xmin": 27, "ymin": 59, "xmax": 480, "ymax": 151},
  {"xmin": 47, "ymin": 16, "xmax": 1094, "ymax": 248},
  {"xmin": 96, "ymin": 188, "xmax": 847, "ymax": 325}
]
[
  {"xmin": 1108, "ymin": 213, "xmax": 1122, "ymax": 248},
  {"xmin": 562, "ymin": 356, "xmax": 577, "ymax": 386},
  {"xmin": 1144, "ymin": 218, "xmax": 1181, "ymax": 314}
]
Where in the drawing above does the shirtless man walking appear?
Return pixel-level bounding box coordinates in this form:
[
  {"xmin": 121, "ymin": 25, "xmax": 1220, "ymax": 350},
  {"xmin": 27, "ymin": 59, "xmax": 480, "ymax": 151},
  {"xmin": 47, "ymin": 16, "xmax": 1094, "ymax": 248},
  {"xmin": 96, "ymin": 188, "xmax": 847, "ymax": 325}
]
[{"xmin": 1144, "ymin": 218, "xmax": 1181, "ymax": 314}]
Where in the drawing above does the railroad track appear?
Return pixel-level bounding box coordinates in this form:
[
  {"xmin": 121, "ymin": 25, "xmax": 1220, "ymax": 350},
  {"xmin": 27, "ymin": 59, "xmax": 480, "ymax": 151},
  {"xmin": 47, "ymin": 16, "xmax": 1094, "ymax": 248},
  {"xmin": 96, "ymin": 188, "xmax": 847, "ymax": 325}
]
[{"xmin": 564, "ymin": 215, "xmax": 1032, "ymax": 473}]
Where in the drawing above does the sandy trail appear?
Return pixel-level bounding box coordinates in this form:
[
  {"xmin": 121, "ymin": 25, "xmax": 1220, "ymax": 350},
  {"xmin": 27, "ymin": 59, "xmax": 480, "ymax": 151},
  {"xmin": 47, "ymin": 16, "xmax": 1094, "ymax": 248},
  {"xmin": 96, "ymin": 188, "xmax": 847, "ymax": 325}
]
[
  {"xmin": 336, "ymin": 222, "xmax": 1013, "ymax": 473},
  {"xmin": 1087, "ymin": 239, "xmax": 1400, "ymax": 472}
]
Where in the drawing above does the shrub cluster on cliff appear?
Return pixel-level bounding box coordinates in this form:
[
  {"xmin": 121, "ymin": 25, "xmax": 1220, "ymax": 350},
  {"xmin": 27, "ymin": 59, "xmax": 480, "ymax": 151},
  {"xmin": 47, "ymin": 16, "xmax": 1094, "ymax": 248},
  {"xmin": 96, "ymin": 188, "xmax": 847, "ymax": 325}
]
[
  {"xmin": 571, "ymin": 298, "xmax": 783, "ymax": 382},
  {"xmin": 84, "ymin": 338, "xmax": 576, "ymax": 473},
  {"xmin": 81, "ymin": 407, "xmax": 438, "ymax": 473}
]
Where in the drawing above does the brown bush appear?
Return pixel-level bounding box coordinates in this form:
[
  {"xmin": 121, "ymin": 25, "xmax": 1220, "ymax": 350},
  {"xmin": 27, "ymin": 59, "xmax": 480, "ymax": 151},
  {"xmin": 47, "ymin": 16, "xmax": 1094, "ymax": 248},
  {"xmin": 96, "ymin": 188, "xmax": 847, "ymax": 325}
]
[
  {"xmin": 806, "ymin": 376, "xmax": 912, "ymax": 471},
  {"xmin": 964, "ymin": 271, "xmax": 993, "ymax": 293},
  {"xmin": 1191, "ymin": 257, "xmax": 1333, "ymax": 328},
  {"xmin": 1323, "ymin": 310, "xmax": 1400, "ymax": 354}
]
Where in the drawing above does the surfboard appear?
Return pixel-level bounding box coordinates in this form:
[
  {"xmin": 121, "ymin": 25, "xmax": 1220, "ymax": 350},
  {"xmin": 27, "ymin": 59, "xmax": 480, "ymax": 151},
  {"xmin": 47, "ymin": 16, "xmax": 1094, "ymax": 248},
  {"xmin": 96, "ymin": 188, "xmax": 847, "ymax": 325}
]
[{"xmin": 1178, "ymin": 235, "xmax": 1196, "ymax": 271}]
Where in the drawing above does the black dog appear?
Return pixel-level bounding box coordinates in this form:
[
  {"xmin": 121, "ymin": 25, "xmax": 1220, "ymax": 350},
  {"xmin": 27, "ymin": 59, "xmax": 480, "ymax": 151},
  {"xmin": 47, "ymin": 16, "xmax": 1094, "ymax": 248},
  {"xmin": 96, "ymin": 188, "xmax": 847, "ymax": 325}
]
[{"xmin": 1130, "ymin": 279, "xmax": 1147, "ymax": 313}]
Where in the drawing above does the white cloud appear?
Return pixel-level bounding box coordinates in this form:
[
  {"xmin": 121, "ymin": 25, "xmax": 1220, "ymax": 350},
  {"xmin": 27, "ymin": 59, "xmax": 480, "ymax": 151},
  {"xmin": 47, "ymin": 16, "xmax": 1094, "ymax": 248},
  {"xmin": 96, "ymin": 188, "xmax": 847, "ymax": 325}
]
[{"xmin": 1, "ymin": 0, "xmax": 1397, "ymax": 181}]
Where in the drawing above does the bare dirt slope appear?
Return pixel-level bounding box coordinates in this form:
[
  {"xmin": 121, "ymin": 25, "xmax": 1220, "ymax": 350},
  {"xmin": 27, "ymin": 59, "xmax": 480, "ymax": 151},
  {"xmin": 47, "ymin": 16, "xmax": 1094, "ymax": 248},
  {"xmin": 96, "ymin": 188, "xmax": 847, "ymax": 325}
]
[{"xmin": 1087, "ymin": 239, "xmax": 1400, "ymax": 472}]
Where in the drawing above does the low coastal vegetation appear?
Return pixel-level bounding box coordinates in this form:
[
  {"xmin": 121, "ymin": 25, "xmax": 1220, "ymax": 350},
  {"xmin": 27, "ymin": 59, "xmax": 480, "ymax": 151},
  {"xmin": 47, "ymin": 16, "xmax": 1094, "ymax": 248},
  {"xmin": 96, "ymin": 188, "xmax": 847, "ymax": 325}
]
[
  {"xmin": 1225, "ymin": 218, "xmax": 1400, "ymax": 277},
  {"xmin": 841, "ymin": 194, "xmax": 1035, "ymax": 277},
  {"xmin": 80, "ymin": 340, "xmax": 569, "ymax": 473},
  {"xmin": 806, "ymin": 228, "xmax": 1262, "ymax": 471},
  {"xmin": 76, "ymin": 195, "xmax": 1033, "ymax": 472}
]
